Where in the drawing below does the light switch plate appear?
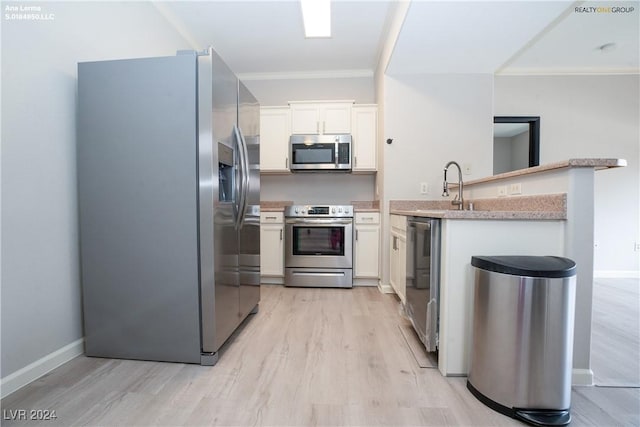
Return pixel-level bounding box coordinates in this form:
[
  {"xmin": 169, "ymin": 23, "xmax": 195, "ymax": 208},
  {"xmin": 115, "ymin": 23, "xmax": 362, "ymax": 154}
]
[{"xmin": 420, "ymin": 182, "xmax": 429, "ymax": 194}]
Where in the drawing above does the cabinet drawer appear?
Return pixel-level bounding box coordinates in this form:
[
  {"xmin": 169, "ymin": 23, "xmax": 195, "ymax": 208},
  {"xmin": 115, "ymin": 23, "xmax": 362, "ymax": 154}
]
[
  {"xmin": 355, "ymin": 212, "xmax": 380, "ymax": 225},
  {"xmin": 260, "ymin": 212, "xmax": 284, "ymax": 224}
]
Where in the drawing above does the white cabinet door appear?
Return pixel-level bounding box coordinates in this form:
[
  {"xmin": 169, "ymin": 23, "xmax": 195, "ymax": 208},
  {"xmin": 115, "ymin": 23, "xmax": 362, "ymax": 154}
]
[
  {"xmin": 290, "ymin": 104, "xmax": 320, "ymax": 134},
  {"xmin": 321, "ymin": 103, "xmax": 352, "ymax": 134},
  {"xmin": 260, "ymin": 107, "xmax": 290, "ymax": 172},
  {"xmin": 354, "ymin": 225, "xmax": 379, "ymax": 278},
  {"xmin": 389, "ymin": 215, "xmax": 407, "ymax": 303},
  {"xmin": 260, "ymin": 213, "xmax": 284, "ymax": 277},
  {"xmin": 390, "ymin": 232, "xmax": 399, "ymax": 298},
  {"xmin": 290, "ymin": 102, "xmax": 352, "ymax": 135},
  {"xmin": 397, "ymin": 235, "xmax": 406, "ymax": 303},
  {"xmin": 354, "ymin": 212, "xmax": 380, "ymax": 279},
  {"xmin": 352, "ymin": 105, "xmax": 377, "ymax": 171}
]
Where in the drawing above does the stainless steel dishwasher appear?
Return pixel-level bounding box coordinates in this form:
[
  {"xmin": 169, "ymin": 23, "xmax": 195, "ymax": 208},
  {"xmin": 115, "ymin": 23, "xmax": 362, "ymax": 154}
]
[{"xmin": 405, "ymin": 217, "xmax": 441, "ymax": 352}]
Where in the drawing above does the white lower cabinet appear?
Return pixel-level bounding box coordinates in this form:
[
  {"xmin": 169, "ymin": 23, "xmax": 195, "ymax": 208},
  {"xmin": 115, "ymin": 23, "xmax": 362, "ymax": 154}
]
[
  {"xmin": 389, "ymin": 215, "xmax": 407, "ymax": 303},
  {"xmin": 354, "ymin": 212, "xmax": 380, "ymax": 279},
  {"xmin": 260, "ymin": 212, "xmax": 284, "ymax": 279}
]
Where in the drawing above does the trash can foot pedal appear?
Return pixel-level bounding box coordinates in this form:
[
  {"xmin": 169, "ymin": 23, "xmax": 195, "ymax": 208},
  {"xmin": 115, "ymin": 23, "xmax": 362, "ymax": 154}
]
[
  {"xmin": 467, "ymin": 381, "xmax": 571, "ymax": 427},
  {"xmin": 514, "ymin": 409, "xmax": 571, "ymax": 427}
]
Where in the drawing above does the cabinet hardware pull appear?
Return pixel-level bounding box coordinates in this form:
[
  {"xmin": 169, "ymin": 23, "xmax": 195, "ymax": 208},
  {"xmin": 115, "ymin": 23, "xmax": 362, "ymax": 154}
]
[
  {"xmin": 285, "ymin": 157, "xmax": 288, "ymax": 168},
  {"xmin": 356, "ymin": 230, "xmax": 359, "ymax": 241},
  {"xmin": 316, "ymin": 121, "xmax": 319, "ymax": 134},
  {"xmin": 355, "ymin": 156, "xmax": 357, "ymax": 167},
  {"xmin": 323, "ymin": 121, "xmax": 326, "ymax": 134},
  {"xmin": 266, "ymin": 216, "xmax": 277, "ymax": 220},
  {"xmin": 280, "ymin": 229, "xmax": 283, "ymax": 240}
]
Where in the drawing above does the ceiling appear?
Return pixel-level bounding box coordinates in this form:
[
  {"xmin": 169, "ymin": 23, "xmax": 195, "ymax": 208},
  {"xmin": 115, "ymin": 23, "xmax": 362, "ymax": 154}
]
[{"xmin": 155, "ymin": 0, "xmax": 640, "ymax": 78}]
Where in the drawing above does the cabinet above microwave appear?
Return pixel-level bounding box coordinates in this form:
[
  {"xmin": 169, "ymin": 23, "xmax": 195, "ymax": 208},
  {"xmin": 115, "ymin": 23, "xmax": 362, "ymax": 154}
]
[{"xmin": 289, "ymin": 101, "xmax": 353, "ymax": 135}]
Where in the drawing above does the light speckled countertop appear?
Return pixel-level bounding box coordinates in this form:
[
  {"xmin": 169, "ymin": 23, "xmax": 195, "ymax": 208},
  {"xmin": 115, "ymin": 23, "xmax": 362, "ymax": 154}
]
[
  {"xmin": 352, "ymin": 200, "xmax": 380, "ymax": 212},
  {"xmin": 390, "ymin": 194, "xmax": 567, "ymax": 220},
  {"xmin": 260, "ymin": 201, "xmax": 293, "ymax": 212},
  {"xmin": 455, "ymin": 158, "xmax": 626, "ymax": 187},
  {"xmin": 390, "ymin": 209, "xmax": 565, "ymax": 220}
]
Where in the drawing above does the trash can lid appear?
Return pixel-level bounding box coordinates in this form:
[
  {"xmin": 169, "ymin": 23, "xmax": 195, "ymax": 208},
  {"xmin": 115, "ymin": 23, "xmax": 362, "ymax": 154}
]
[{"xmin": 471, "ymin": 256, "xmax": 576, "ymax": 278}]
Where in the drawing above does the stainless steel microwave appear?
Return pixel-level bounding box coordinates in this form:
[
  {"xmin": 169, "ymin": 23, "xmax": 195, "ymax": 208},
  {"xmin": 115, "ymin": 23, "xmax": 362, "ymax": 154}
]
[{"xmin": 289, "ymin": 134, "xmax": 351, "ymax": 172}]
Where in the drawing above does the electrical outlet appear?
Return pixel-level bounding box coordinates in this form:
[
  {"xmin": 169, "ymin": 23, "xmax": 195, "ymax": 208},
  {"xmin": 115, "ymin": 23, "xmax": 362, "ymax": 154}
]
[
  {"xmin": 420, "ymin": 182, "xmax": 429, "ymax": 194},
  {"xmin": 509, "ymin": 183, "xmax": 522, "ymax": 195},
  {"xmin": 463, "ymin": 163, "xmax": 472, "ymax": 175},
  {"xmin": 497, "ymin": 186, "xmax": 507, "ymax": 197},
  {"xmin": 635, "ymin": 242, "xmax": 640, "ymax": 252}
]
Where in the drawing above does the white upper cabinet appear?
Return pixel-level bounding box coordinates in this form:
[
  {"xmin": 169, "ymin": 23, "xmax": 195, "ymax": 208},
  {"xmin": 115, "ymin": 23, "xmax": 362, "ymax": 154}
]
[
  {"xmin": 260, "ymin": 107, "xmax": 290, "ymax": 173},
  {"xmin": 351, "ymin": 105, "xmax": 377, "ymax": 172},
  {"xmin": 290, "ymin": 101, "xmax": 352, "ymax": 135}
]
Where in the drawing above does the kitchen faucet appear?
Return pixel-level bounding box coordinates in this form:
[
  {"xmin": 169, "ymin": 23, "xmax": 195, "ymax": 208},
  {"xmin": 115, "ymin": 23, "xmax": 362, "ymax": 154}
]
[{"xmin": 442, "ymin": 161, "xmax": 464, "ymax": 210}]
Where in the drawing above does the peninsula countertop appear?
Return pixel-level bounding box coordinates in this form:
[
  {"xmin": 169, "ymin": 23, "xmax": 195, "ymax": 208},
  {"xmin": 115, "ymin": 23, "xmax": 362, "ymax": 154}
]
[{"xmin": 389, "ymin": 194, "xmax": 567, "ymax": 220}]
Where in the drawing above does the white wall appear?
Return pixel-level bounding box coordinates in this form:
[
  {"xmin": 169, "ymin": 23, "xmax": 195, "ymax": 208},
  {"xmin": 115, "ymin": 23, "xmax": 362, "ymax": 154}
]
[
  {"xmin": 494, "ymin": 75, "xmax": 640, "ymax": 274},
  {"xmin": 493, "ymin": 131, "xmax": 530, "ymax": 174},
  {"xmin": 380, "ymin": 73, "xmax": 494, "ymax": 286},
  {"xmin": 261, "ymin": 174, "xmax": 374, "ymax": 205},
  {"xmin": 493, "ymin": 137, "xmax": 512, "ymax": 174},
  {"xmin": 383, "ymin": 74, "xmax": 494, "ymax": 200},
  {"xmin": 1, "ymin": 2, "xmax": 191, "ymax": 380}
]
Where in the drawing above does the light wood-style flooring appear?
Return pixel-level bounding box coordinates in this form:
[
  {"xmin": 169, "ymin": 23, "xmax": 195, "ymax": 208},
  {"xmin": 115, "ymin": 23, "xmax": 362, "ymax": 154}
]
[
  {"xmin": 591, "ymin": 278, "xmax": 640, "ymax": 386},
  {"xmin": 2, "ymin": 283, "xmax": 639, "ymax": 426}
]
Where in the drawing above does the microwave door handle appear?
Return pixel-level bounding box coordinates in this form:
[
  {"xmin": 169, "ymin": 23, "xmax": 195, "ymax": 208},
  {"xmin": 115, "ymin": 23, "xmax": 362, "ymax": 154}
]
[{"xmin": 335, "ymin": 141, "xmax": 339, "ymax": 168}]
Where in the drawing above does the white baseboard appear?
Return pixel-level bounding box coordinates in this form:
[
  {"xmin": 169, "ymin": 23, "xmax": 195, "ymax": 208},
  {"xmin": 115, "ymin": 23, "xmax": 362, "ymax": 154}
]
[
  {"xmin": 572, "ymin": 368, "xmax": 594, "ymax": 386},
  {"xmin": 378, "ymin": 283, "xmax": 394, "ymax": 294},
  {"xmin": 261, "ymin": 276, "xmax": 284, "ymax": 285},
  {"xmin": 1, "ymin": 338, "xmax": 84, "ymax": 399},
  {"xmin": 353, "ymin": 278, "xmax": 379, "ymax": 287},
  {"xmin": 594, "ymin": 270, "xmax": 640, "ymax": 279}
]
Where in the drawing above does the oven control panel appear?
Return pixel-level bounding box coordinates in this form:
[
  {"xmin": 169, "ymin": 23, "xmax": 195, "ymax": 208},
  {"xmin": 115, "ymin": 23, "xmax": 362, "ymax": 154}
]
[{"xmin": 285, "ymin": 205, "xmax": 353, "ymax": 218}]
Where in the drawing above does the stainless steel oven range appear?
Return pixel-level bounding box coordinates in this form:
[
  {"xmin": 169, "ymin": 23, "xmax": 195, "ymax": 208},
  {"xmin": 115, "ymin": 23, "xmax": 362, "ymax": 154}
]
[{"xmin": 284, "ymin": 205, "xmax": 353, "ymax": 288}]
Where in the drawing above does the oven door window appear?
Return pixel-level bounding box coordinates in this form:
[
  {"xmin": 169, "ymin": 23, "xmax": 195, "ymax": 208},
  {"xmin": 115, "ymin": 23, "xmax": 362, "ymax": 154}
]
[
  {"xmin": 292, "ymin": 226, "xmax": 345, "ymax": 256},
  {"xmin": 292, "ymin": 144, "xmax": 335, "ymax": 164}
]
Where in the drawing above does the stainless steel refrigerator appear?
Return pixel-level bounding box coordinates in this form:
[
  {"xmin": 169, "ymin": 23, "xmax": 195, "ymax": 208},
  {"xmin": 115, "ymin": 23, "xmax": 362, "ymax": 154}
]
[{"xmin": 77, "ymin": 47, "xmax": 260, "ymax": 365}]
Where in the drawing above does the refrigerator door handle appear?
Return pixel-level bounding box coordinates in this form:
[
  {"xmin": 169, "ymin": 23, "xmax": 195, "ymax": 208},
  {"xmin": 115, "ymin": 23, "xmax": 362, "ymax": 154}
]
[
  {"xmin": 234, "ymin": 124, "xmax": 250, "ymax": 230},
  {"xmin": 239, "ymin": 126, "xmax": 250, "ymax": 226}
]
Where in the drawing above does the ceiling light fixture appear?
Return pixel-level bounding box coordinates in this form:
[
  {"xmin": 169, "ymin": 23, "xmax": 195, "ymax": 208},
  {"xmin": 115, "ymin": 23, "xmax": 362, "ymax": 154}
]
[{"xmin": 300, "ymin": 0, "xmax": 331, "ymax": 38}]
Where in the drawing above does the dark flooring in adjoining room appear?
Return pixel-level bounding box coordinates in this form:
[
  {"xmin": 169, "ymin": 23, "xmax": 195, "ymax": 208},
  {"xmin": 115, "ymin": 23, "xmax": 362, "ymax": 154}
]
[{"xmin": 2, "ymin": 281, "xmax": 639, "ymax": 426}]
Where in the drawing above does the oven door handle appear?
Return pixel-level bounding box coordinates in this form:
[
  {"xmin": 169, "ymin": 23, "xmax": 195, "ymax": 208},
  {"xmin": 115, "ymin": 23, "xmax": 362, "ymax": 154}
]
[{"xmin": 285, "ymin": 218, "xmax": 353, "ymax": 225}]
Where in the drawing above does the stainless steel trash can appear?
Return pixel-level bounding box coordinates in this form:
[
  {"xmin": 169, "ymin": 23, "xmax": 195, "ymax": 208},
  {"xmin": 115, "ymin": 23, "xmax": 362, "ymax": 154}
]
[{"xmin": 467, "ymin": 256, "xmax": 577, "ymax": 427}]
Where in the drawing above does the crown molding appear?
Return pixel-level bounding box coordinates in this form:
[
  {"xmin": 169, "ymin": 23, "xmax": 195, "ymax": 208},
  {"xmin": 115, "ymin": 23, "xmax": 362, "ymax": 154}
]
[
  {"xmin": 496, "ymin": 67, "xmax": 640, "ymax": 76},
  {"xmin": 237, "ymin": 69, "xmax": 374, "ymax": 81}
]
